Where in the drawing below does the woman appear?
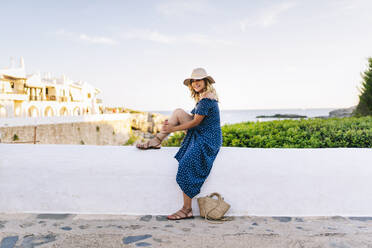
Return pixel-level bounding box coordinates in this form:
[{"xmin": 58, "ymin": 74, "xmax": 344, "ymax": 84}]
[{"xmin": 136, "ymin": 67, "xmax": 222, "ymax": 220}]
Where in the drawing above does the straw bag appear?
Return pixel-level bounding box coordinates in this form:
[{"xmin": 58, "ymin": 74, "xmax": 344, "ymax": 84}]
[{"xmin": 197, "ymin": 192, "xmax": 234, "ymax": 224}]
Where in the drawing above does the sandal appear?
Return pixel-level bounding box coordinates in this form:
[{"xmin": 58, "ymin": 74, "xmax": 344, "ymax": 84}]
[
  {"xmin": 167, "ymin": 207, "xmax": 194, "ymax": 220},
  {"xmin": 136, "ymin": 134, "xmax": 162, "ymax": 150}
]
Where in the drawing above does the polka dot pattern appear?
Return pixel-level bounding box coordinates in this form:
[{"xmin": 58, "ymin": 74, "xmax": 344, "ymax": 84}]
[{"xmin": 174, "ymin": 98, "xmax": 223, "ymax": 198}]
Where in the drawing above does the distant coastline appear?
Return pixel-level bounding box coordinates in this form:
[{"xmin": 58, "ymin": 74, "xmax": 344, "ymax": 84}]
[{"xmin": 153, "ymin": 108, "xmax": 338, "ymax": 125}]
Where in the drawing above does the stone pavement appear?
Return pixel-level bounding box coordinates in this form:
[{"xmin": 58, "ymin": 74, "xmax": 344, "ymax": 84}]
[{"xmin": 0, "ymin": 213, "xmax": 371, "ymax": 248}]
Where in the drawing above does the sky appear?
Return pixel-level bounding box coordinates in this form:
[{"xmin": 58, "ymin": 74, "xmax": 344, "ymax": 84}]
[{"xmin": 1, "ymin": 0, "xmax": 372, "ymax": 111}]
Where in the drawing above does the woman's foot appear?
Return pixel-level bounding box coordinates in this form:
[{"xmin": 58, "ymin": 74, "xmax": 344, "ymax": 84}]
[
  {"xmin": 136, "ymin": 134, "xmax": 162, "ymax": 150},
  {"xmin": 167, "ymin": 206, "xmax": 194, "ymax": 220}
]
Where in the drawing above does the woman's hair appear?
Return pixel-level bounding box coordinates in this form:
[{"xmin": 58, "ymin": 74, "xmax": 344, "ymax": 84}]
[{"xmin": 187, "ymin": 78, "xmax": 219, "ymax": 103}]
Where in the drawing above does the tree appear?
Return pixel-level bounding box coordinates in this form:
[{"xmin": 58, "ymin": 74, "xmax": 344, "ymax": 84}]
[{"xmin": 353, "ymin": 57, "xmax": 372, "ymax": 116}]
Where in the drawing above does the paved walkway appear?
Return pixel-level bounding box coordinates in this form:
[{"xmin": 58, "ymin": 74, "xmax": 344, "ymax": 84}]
[{"xmin": 0, "ymin": 213, "xmax": 371, "ymax": 247}]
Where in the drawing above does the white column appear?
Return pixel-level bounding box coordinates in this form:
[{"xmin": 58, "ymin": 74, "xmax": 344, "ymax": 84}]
[{"xmin": 8, "ymin": 101, "xmax": 15, "ymax": 117}]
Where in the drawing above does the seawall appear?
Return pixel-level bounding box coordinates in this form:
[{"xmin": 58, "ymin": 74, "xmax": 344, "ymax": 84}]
[{"xmin": 0, "ymin": 144, "xmax": 371, "ymax": 216}]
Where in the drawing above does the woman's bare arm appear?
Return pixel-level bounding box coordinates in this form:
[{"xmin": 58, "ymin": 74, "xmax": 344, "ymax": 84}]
[
  {"xmin": 173, "ymin": 114, "xmax": 205, "ymax": 131},
  {"xmin": 163, "ymin": 114, "xmax": 205, "ymax": 133},
  {"xmin": 162, "ymin": 94, "xmax": 216, "ymax": 133}
]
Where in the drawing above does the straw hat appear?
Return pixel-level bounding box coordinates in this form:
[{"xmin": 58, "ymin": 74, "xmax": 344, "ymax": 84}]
[{"xmin": 183, "ymin": 67, "xmax": 215, "ymax": 86}]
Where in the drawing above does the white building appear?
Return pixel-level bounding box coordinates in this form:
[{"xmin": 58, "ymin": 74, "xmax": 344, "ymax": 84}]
[{"xmin": 0, "ymin": 57, "xmax": 103, "ymax": 118}]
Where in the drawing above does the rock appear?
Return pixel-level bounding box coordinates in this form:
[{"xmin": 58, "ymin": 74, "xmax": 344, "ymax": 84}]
[
  {"xmin": 256, "ymin": 114, "xmax": 307, "ymax": 118},
  {"xmin": 313, "ymin": 115, "xmax": 330, "ymax": 119},
  {"xmin": 329, "ymin": 106, "xmax": 357, "ymax": 118},
  {"xmin": 130, "ymin": 112, "xmax": 168, "ymax": 134}
]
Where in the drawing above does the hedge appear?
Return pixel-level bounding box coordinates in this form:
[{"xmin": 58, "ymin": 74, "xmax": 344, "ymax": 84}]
[{"xmin": 163, "ymin": 116, "xmax": 372, "ymax": 148}]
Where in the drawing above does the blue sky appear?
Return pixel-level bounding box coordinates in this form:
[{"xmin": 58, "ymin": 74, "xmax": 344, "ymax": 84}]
[{"xmin": 1, "ymin": 0, "xmax": 372, "ymax": 111}]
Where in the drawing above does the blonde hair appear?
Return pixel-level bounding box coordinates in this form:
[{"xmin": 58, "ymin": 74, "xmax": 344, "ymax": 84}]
[{"xmin": 187, "ymin": 78, "xmax": 219, "ymax": 103}]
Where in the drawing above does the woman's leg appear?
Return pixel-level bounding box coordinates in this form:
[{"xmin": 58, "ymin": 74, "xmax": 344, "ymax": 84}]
[
  {"xmin": 136, "ymin": 108, "xmax": 192, "ymax": 148},
  {"xmin": 166, "ymin": 110, "xmax": 194, "ymax": 219},
  {"xmin": 161, "ymin": 109, "xmax": 194, "ymax": 219},
  {"xmin": 137, "ymin": 108, "xmax": 195, "ymax": 218},
  {"xmin": 167, "ymin": 191, "xmax": 193, "ymax": 220},
  {"xmin": 158, "ymin": 108, "xmax": 193, "ymax": 140},
  {"xmin": 183, "ymin": 192, "xmax": 192, "ymax": 209}
]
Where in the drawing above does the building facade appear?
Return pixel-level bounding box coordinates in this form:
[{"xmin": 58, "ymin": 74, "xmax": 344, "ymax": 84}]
[{"xmin": 0, "ymin": 57, "xmax": 103, "ymax": 118}]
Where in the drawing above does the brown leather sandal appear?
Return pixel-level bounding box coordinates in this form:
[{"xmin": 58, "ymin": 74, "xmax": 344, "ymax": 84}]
[
  {"xmin": 167, "ymin": 207, "xmax": 194, "ymax": 220},
  {"xmin": 136, "ymin": 134, "xmax": 162, "ymax": 150}
]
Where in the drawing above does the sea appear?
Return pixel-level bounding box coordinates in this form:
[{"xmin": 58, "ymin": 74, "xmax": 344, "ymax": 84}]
[{"xmin": 154, "ymin": 108, "xmax": 337, "ymax": 125}]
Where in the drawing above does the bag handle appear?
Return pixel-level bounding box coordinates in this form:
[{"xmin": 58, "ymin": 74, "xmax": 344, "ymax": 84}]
[
  {"xmin": 204, "ymin": 192, "xmax": 233, "ymax": 224},
  {"xmin": 208, "ymin": 192, "xmax": 223, "ymax": 200}
]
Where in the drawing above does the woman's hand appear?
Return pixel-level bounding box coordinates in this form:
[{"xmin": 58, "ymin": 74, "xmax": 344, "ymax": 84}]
[{"xmin": 161, "ymin": 119, "xmax": 174, "ymax": 133}]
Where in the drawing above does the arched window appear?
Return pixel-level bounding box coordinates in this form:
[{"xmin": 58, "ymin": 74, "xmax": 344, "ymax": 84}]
[{"xmin": 0, "ymin": 106, "xmax": 7, "ymax": 118}]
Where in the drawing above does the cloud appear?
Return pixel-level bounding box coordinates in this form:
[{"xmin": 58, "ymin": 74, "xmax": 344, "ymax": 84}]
[
  {"xmin": 55, "ymin": 27, "xmax": 234, "ymax": 47},
  {"xmin": 79, "ymin": 34, "xmax": 117, "ymax": 45},
  {"xmin": 240, "ymin": 1, "xmax": 296, "ymax": 31},
  {"xmin": 329, "ymin": 0, "xmax": 372, "ymax": 15},
  {"xmin": 156, "ymin": 0, "xmax": 208, "ymax": 17},
  {"xmin": 183, "ymin": 34, "xmax": 235, "ymax": 46},
  {"xmin": 55, "ymin": 29, "xmax": 117, "ymax": 45},
  {"xmin": 55, "ymin": 29, "xmax": 72, "ymax": 36},
  {"xmin": 332, "ymin": 0, "xmax": 365, "ymax": 11},
  {"xmin": 121, "ymin": 29, "xmax": 235, "ymax": 46},
  {"xmin": 121, "ymin": 29, "xmax": 176, "ymax": 44}
]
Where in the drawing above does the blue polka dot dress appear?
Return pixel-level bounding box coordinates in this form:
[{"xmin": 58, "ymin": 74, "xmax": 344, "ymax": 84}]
[{"xmin": 174, "ymin": 98, "xmax": 223, "ymax": 198}]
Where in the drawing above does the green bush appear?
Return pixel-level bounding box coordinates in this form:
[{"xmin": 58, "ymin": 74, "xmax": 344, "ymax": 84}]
[
  {"xmin": 162, "ymin": 116, "xmax": 372, "ymax": 148},
  {"xmin": 162, "ymin": 131, "xmax": 186, "ymax": 147},
  {"xmin": 124, "ymin": 133, "xmax": 140, "ymax": 145}
]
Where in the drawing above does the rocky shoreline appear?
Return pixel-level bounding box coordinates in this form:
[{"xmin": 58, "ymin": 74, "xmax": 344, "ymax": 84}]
[
  {"xmin": 256, "ymin": 114, "xmax": 307, "ymax": 118},
  {"xmin": 104, "ymin": 107, "xmax": 168, "ymax": 134},
  {"xmin": 313, "ymin": 105, "xmax": 357, "ymax": 119},
  {"xmin": 255, "ymin": 106, "xmax": 357, "ymax": 119},
  {"xmin": 124, "ymin": 110, "xmax": 169, "ymax": 145}
]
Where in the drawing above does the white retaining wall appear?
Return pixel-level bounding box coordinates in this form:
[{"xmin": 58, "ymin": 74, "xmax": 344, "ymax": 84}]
[{"xmin": 0, "ymin": 144, "xmax": 371, "ymax": 216}]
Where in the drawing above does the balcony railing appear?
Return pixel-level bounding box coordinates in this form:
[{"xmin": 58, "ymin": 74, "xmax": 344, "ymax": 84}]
[
  {"xmin": 29, "ymin": 96, "xmax": 43, "ymax": 101},
  {"xmin": 42, "ymin": 96, "xmax": 75, "ymax": 102},
  {"xmin": 1, "ymin": 93, "xmax": 96, "ymax": 103}
]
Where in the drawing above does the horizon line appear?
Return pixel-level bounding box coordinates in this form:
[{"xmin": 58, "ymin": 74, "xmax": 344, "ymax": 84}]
[{"xmin": 140, "ymin": 106, "xmax": 346, "ymax": 112}]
